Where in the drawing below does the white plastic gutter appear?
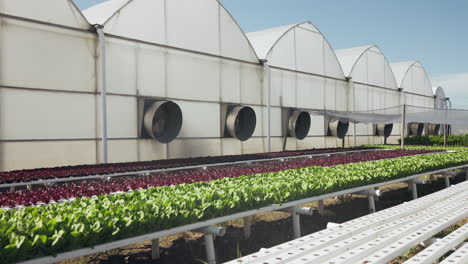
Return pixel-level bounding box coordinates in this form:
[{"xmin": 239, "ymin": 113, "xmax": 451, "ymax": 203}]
[{"xmin": 95, "ymin": 25, "xmax": 109, "ymax": 163}]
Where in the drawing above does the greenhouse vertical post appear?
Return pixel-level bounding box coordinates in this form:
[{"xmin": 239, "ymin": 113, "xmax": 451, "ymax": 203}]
[
  {"xmin": 96, "ymin": 25, "xmax": 108, "ymax": 163},
  {"xmin": 266, "ymin": 61, "xmax": 271, "ymax": 152},
  {"xmin": 401, "ymin": 104, "xmax": 406, "ymax": 150}
]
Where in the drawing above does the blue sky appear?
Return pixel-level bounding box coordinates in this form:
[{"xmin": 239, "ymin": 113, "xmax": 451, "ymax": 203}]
[{"xmin": 74, "ymin": 0, "xmax": 468, "ymax": 107}]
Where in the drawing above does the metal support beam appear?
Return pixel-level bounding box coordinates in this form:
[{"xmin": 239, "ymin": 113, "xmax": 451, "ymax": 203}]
[
  {"xmin": 401, "ymin": 104, "xmax": 406, "ymax": 150},
  {"xmin": 444, "ymin": 175, "xmax": 451, "ymax": 188},
  {"xmin": 151, "ymin": 238, "xmax": 160, "ymax": 260},
  {"xmin": 368, "ymin": 195, "xmax": 376, "ymax": 213},
  {"xmin": 466, "ymin": 168, "xmax": 468, "ymax": 181},
  {"xmin": 204, "ymin": 234, "xmax": 216, "ymax": 264},
  {"xmin": 243, "ymin": 216, "xmax": 251, "ymax": 239},
  {"xmin": 318, "ymin": 200, "xmax": 324, "ymax": 215},
  {"xmin": 292, "ymin": 212, "xmax": 301, "ymax": 239},
  {"xmin": 410, "ymin": 180, "xmax": 418, "ymax": 200},
  {"xmin": 96, "ymin": 25, "xmax": 108, "ymax": 163}
]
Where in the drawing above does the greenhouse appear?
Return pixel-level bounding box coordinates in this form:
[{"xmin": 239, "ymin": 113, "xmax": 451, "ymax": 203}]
[{"xmin": 1, "ymin": 1, "xmax": 468, "ymax": 264}]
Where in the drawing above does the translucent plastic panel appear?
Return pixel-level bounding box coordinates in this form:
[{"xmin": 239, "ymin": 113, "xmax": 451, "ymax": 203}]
[
  {"xmin": 335, "ymin": 80, "xmax": 349, "ymax": 111},
  {"xmin": 166, "ymin": 0, "xmax": 219, "ymax": 55},
  {"xmin": 262, "ymin": 107, "xmax": 282, "ymax": 137},
  {"xmin": 281, "ymin": 71, "xmax": 297, "ymax": 107},
  {"xmin": 297, "ymin": 137, "xmax": 326, "ymax": 149},
  {"xmin": 295, "ymin": 27, "xmax": 324, "ymax": 75},
  {"xmin": 221, "ymin": 60, "xmax": 241, "ymax": 103},
  {"xmin": 221, "ymin": 138, "xmax": 242, "ymax": 155},
  {"xmin": 241, "ymin": 138, "xmax": 265, "ymax": 154},
  {"xmin": 401, "ymin": 67, "xmax": 414, "ymax": 93},
  {"xmin": 384, "ymin": 62, "xmax": 398, "ymax": 89},
  {"xmin": 324, "ymin": 79, "xmax": 336, "ymax": 110},
  {"xmin": 270, "ymin": 69, "xmax": 283, "ymax": 106},
  {"xmin": 0, "ymin": 19, "xmax": 96, "ymax": 92},
  {"xmin": 350, "ymin": 52, "xmax": 368, "ymax": 83},
  {"xmin": 1, "ymin": 0, "xmax": 89, "ymax": 29},
  {"xmin": 240, "ymin": 64, "xmax": 262, "ymax": 105},
  {"xmin": 167, "ymin": 50, "xmax": 220, "ymax": 101},
  {"xmin": 104, "ymin": 0, "xmax": 165, "ymax": 45},
  {"xmin": 105, "ymin": 140, "xmax": 138, "ymax": 163},
  {"xmin": 219, "ymin": 8, "xmax": 258, "ymax": 62},
  {"xmin": 173, "ymin": 100, "xmax": 220, "ymax": 138},
  {"xmin": 137, "ymin": 139, "xmax": 167, "ymax": 161},
  {"xmin": 0, "ymin": 88, "xmax": 96, "ymax": 140},
  {"xmin": 0, "ymin": 141, "xmax": 97, "ymax": 171},
  {"xmin": 251, "ymin": 106, "xmax": 263, "ymax": 137},
  {"xmin": 136, "ymin": 44, "xmax": 166, "ymax": 97},
  {"xmin": 324, "ymin": 41, "xmax": 345, "ymax": 79},
  {"xmin": 412, "ymin": 66, "xmax": 433, "ymax": 96},
  {"xmin": 309, "ymin": 115, "xmax": 325, "ymax": 136},
  {"xmin": 367, "ymin": 50, "xmax": 385, "ymax": 87},
  {"xmin": 106, "ymin": 38, "xmax": 137, "ymax": 94},
  {"xmin": 296, "ymin": 74, "xmax": 324, "ymax": 109},
  {"xmin": 354, "ymin": 84, "xmax": 369, "ymax": 111},
  {"xmin": 269, "ymin": 30, "xmax": 296, "ymax": 70},
  {"xmin": 168, "ymin": 139, "xmax": 221, "ymax": 158},
  {"xmin": 95, "ymin": 95, "xmax": 137, "ymax": 138}
]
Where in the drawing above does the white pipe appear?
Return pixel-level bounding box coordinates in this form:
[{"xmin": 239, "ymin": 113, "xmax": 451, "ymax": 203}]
[
  {"xmin": 412, "ymin": 178, "xmax": 428, "ymax": 185},
  {"xmin": 193, "ymin": 225, "xmax": 226, "ymax": 237},
  {"xmin": 355, "ymin": 189, "xmax": 382, "ymax": 197},
  {"xmin": 280, "ymin": 206, "xmax": 314, "ymax": 215},
  {"xmin": 326, "ymin": 222, "xmax": 341, "ymax": 229},
  {"xmin": 96, "ymin": 26, "xmax": 108, "ymax": 163},
  {"xmin": 292, "ymin": 212, "xmax": 301, "ymax": 238},
  {"xmin": 444, "ymin": 176, "xmax": 451, "ymax": 188},
  {"xmin": 266, "ymin": 61, "xmax": 271, "ymax": 152},
  {"xmin": 410, "ymin": 180, "xmax": 418, "ymax": 200},
  {"xmin": 368, "ymin": 195, "xmax": 376, "ymax": 213},
  {"xmin": 204, "ymin": 234, "xmax": 216, "ymax": 264}
]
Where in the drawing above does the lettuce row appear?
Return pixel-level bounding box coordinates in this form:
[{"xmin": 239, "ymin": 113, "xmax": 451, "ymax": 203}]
[{"xmin": 1, "ymin": 151, "xmax": 468, "ymax": 263}]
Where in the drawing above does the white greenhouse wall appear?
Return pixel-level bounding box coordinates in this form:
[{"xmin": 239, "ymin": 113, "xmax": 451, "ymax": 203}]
[{"xmin": 0, "ymin": 3, "xmax": 441, "ymax": 170}]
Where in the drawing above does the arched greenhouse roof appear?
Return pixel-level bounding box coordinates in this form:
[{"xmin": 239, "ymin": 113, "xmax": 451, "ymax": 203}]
[
  {"xmin": 335, "ymin": 45, "xmax": 398, "ymax": 89},
  {"xmin": 390, "ymin": 61, "xmax": 434, "ymax": 97},
  {"xmin": 83, "ymin": 0, "xmax": 258, "ymax": 62},
  {"xmin": 246, "ymin": 21, "xmax": 345, "ymax": 79},
  {"xmin": 0, "ymin": 0, "xmax": 90, "ymax": 29},
  {"xmin": 433, "ymin": 86, "xmax": 448, "ymax": 109}
]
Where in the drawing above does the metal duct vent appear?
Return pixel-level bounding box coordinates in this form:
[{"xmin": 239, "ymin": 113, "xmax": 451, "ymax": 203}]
[
  {"xmin": 288, "ymin": 111, "xmax": 311, "ymax": 140},
  {"xmin": 375, "ymin": 124, "xmax": 393, "ymax": 138},
  {"xmin": 143, "ymin": 100, "xmax": 183, "ymax": 143},
  {"xmin": 425, "ymin": 124, "xmax": 440, "ymax": 136},
  {"xmin": 225, "ymin": 106, "xmax": 256, "ymax": 141},
  {"xmin": 408, "ymin": 123, "xmax": 424, "ymax": 136},
  {"xmin": 328, "ymin": 120, "xmax": 349, "ymax": 139}
]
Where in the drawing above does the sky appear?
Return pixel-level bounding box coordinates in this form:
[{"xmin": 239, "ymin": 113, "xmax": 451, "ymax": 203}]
[{"xmin": 74, "ymin": 0, "xmax": 468, "ymax": 108}]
